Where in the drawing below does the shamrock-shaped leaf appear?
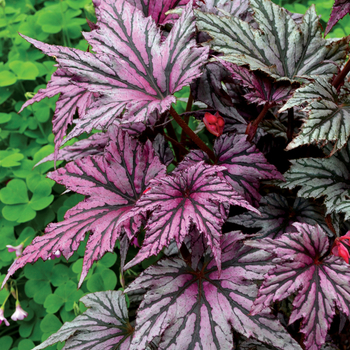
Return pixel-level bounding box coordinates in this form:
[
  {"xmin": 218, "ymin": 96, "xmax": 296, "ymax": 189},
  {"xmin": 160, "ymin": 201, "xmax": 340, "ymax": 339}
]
[
  {"xmin": 325, "ymin": 0, "xmax": 350, "ymax": 36},
  {"xmin": 124, "ymin": 162, "xmax": 259, "ymax": 271},
  {"xmin": 195, "ymin": 0, "xmax": 349, "ymax": 82},
  {"xmin": 280, "ymin": 78, "xmax": 350, "ymax": 153},
  {"xmin": 230, "ymin": 193, "xmax": 333, "ymax": 238},
  {"xmin": 125, "ymin": 231, "xmax": 301, "ymax": 350},
  {"xmin": 0, "ymin": 178, "xmax": 54, "ymax": 223},
  {"xmin": 176, "ymin": 133, "xmax": 284, "ymax": 204},
  {"xmin": 33, "ymin": 291, "xmax": 132, "ymax": 350},
  {"xmin": 246, "ymin": 223, "xmax": 350, "ymax": 350},
  {"xmin": 278, "ymin": 141, "xmax": 350, "ymax": 220},
  {"xmin": 3, "ymin": 130, "xmax": 166, "ymax": 288}
]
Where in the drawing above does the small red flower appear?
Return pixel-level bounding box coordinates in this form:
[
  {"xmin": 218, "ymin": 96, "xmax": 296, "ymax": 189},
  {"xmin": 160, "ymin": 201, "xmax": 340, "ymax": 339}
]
[
  {"xmin": 203, "ymin": 112, "xmax": 225, "ymax": 137},
  {"xmin": 332, "ymin": 231, "xmax": 350, "ymax": 263}
]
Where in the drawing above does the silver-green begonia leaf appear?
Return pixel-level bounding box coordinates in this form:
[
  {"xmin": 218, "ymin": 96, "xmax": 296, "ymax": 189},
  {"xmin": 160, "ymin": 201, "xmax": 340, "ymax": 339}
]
[
  {"xmin": 195, "ymin": 0, "xmax": 349, "ymax": 82},
  {"xmin": 279, "ymin": 78, "xmax": 350, "ymax": 153},
  {"xmin": 33, "ymin": 291, "xmax": 132, "ymax": 350},
  {"xmin": 278, "ymin": 142, "xmax": 350, "ymax": 220}
]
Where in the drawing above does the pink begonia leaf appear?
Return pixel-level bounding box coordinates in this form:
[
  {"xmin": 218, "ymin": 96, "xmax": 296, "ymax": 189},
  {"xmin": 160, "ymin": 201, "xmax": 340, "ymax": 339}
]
[
  {"xmin": 246, "ymin": 223, "xmax": 350, "ymax": 350},
  {"xmin": 125, "ymin": 231, "xmax": 302, "ymax": 350},
  {"xmin": 32, "ymin": 291, "xmax": 132, "ymax": 350},
  {"xmin": 21, "ymin": 1, "xmax": 208, "ymax": 142},
  {"xmin": 124, "ymin": 0, "xmax": 193, "ymax": 25},
  {"xmin": 325, "ymin": 0, "xmax": 350, "ymax": 36},
  {"xmin": 221, "ymin": 61, "xmax": 297, "ymax": 106},
  {"xmin": 124, "ymin": 162, "xmax": 259, "ymax": 272},
  {"xmin": 3, "ymin": 130, "xmax": 166, "ymax": 288},
  {"xmin": 35, "ymin": 131, "xmax": 110, "ymax": 167},
  {"xmin": 19, "ymin": 68, "xmax": 95, "ymax": 157},
  {"xmin": 176, "ymin": 134, "xmax": 284, "ymax": 205},
  {"xmin": 229, "ymin": 193, "xmax": 334, "ymax": 238}
]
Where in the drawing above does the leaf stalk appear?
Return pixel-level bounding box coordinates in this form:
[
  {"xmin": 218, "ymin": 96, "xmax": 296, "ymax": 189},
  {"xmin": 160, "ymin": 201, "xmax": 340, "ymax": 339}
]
[
  {"xmin": 170, "ymin": 106, "xmax": 216, "ymax": 162},
  {"xmin": 332, "ymin": 58, "xmax": 350, "ymax": 90}
]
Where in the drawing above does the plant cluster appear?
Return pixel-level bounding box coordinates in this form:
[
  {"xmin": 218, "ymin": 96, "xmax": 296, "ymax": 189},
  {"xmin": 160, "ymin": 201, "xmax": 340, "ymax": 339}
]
[
  {"xmin": 3, "ymin": 0, "xmax": 350, "ymax": 349},
  {"xmin": 0, "ymin": 1, "xmax": 128, "ymax": 349}
]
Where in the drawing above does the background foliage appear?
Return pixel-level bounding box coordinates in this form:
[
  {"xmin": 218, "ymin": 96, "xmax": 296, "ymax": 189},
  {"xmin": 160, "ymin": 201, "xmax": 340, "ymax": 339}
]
[{"xmin": 0, "ymin": 0, "xmax": 349, "ymax": 349}]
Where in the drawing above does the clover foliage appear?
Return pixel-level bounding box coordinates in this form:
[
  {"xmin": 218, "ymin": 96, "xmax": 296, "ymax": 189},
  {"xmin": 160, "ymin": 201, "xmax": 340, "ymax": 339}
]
[{"xmin": 3, "ymin": 0, "xmax": 350, "ymax": 349}]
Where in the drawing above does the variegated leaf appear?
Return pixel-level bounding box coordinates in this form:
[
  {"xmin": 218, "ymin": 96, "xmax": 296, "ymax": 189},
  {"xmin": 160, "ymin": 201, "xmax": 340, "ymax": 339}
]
[
  {"xmin": 195, "ymin": 0, "xmax": 349, "ymax": 82},
  {"xmin": 124, "ymin": 162, "xmax": 259, "ymax": 272},
  {"xmin": 325, "ymin": 0, "xmax": 350, "ymax": 36},
  {"xmin": 3, "ymin": 130, "xmax": 166, "ymax": 288},
  {"xmin": 278, "ymin": 142, "xmax": 350, "ymax": 220},
  {"xmin": 196, "ymin": 0, "xmax": 249, "ymax": 18},
  {"xmin": 279, "ymin": 78, "xmax": 350, "ymax": 153},
  {"xmin": 246, "ymin": 223, "xmax": 350, "ymax": 350},
  {"xmin": 22, "ymin": 0, "xmax": 208, "ymax": 141},
  {"xmin": 125, "ymin": 231, "xmax": 301, "ymax": 350},
  {"xmin": 175, "ymin": 133, "xmax": 284, "ymax": 205},
  {"xmin": 35, "ymin": 131, "xmax": 110, "ymax": 167},
  {"xmin": 33, "ymin": 291, "xmax": 132, "ymax": 350},
  {"xmin": 229, "ymin": 193, "xmax": 333, "ymax": 238}
]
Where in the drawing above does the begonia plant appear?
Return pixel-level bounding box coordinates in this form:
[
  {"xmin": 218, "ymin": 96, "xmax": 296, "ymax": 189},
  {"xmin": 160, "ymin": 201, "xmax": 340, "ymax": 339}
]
[{"xmin": 3, "ymin": 0, "xmax": 350, "ymax": 349}]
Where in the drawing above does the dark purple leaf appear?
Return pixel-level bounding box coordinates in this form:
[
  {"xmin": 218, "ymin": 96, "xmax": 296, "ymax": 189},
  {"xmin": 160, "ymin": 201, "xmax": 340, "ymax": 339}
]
[
  {"xmin": 195, "ymin": 0, "xmax": 349, "ymax": 82},
  {"xmin": 152, "ymin": 134, "xmax": 174, "ymax": 166},
  {"xmin": 22, "ymin": 1, "xmax": 208, "ymax": 141},
  {"xmin": 176, "ymin": 133, "xmax": 284, "ymax": 205},
  {"xmin": 221, "ymin": 61, "xmax": 297, "ymax": 106},
  {"xmin": 190, "ymin": 62, "xmax": 246, "ymax": 125},
  {"xmin": 3, "ymin": 130, "xmax": 166, "ymax": 288},
  {"xmin": 19, "ymin": 68, "xmax": 95, "ymax": 157},
  {"xmin": 124, "ymin": 162, "xmax": 259, "ymax": 271},
  {"xmin": 229, "ymin": 193, "xmax": 334, "ymax": 238},
  {"xmin": 246, "ymin": 223, "xmax": 350, "ymax": 350},
  {"xmin": 125, "ymin": 231, "xmax": 301, "ymax": 350},
  {"xmin": 124, "ymin": 0, "xmax": 192, "ymax": 25},
  {"xmin": 325, "ymin": 0, "xmax": 350, "ymax": 36},
  {"xmin": 35, "ymin": 131, "xmax": 110, "ymax": 167},
  {"xmin": 33, "ymin": 291, "xmax": 132, "ymax": 350}
]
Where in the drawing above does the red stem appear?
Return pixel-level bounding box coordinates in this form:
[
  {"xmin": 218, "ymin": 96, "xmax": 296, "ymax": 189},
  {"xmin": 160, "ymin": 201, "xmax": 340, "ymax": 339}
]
[
  {"xmin": 332, "ymin": 58, "xmax": 350, "ymax": 90},
  {"xmin": 166, "ymin": 122, "xmax": 181, "ymax": 162},
  {"xmin": 169, "ymin": 106, "xmax": 216, "ymax": 162},
  {"xmin": 246, "ymin": 102, "xmax": 271, "ymax": 141}
]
